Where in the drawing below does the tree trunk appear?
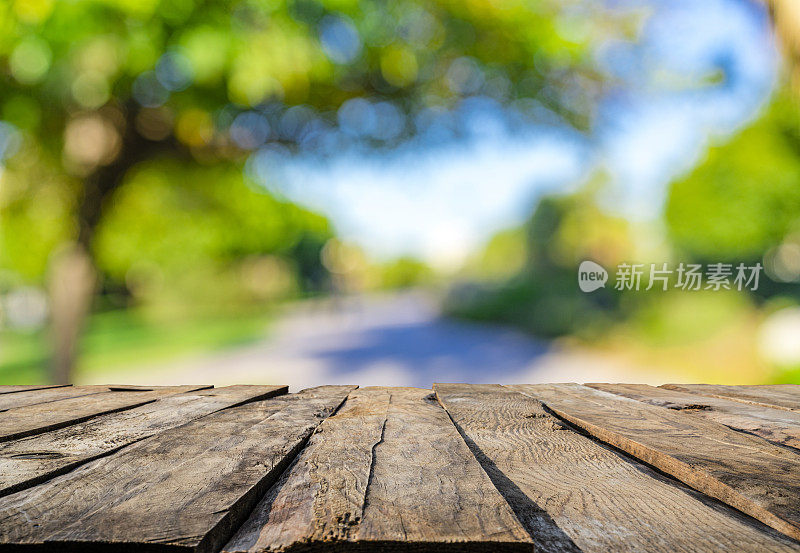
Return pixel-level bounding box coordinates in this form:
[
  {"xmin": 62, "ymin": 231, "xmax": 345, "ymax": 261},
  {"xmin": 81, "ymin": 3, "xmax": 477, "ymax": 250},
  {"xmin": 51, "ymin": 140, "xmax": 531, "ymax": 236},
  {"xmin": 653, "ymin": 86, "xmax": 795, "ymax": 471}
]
[
  {"xmin": 768, "ymin": 0, "xmax": 800, "ymax": 91},
  {"xmin": 47, "ymin": 105, "xmax": 143, "ymax": 384},
  {"xmin": 46, "ymin": 104, "xmax": 186, "ymax": 383},
  {"xmin": 47, "ymin": 243, "xmax": 96, "ymax": 384}
]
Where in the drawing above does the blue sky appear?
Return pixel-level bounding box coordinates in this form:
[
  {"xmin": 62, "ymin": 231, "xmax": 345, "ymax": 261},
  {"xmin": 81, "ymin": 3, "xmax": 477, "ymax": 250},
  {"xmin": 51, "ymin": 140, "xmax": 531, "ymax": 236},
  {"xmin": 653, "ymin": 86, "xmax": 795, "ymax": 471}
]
[{"xmin": 258, "ymin": 0, "xmax": 779, "ymax": 268}]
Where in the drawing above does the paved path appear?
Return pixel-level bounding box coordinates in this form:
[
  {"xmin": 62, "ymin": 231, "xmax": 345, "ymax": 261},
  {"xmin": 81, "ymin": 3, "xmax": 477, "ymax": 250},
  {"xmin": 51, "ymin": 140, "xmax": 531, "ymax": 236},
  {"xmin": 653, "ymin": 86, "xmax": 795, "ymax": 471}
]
[{"xmin": 90, "ymin": 292, "xmax": 643, "ymax": 390}]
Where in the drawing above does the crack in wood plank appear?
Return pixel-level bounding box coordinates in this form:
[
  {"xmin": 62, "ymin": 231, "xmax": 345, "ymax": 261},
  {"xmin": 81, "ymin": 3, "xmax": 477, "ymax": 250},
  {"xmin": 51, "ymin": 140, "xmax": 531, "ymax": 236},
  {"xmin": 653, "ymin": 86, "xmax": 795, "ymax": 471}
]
[
  {"xmin": 0, "ymin": 386, "xmax": 354, "ymax": 553},
  {"xmin": 439, "ymin": 383, "xmax": 800, "ymax": 552},
  {"xmin": 224, "ymin": 387, "xmax": 532, "ymax": 553}
]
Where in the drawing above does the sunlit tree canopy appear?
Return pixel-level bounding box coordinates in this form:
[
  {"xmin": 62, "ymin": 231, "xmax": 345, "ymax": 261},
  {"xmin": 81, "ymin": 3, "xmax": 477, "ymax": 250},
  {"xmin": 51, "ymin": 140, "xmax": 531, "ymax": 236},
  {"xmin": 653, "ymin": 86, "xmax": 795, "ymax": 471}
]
[{"xmin": 0, "ymin": 0, "xmax": 611, "ymax": 282}]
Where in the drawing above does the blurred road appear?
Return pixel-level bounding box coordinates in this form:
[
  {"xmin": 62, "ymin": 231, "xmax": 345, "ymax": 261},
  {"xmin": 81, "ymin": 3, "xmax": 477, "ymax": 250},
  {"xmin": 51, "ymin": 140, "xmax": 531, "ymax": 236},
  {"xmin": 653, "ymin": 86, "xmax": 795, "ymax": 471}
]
[{"xmin": 92, "ymin": 291, "xmax": 640, "ymax": 390}]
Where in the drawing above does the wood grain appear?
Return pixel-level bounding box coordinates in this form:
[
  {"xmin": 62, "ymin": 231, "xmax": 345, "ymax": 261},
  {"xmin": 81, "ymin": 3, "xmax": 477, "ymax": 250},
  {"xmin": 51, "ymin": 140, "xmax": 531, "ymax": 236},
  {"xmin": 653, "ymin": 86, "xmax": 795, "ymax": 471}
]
[
  {"xmin": 0, "ymin": 385, "xmax": 70, "ymax": 395},
  {"xmin": 0, "ymin": 385, "xmax": 354, "ymax": 553},
  {"xmin": 587, "ymin": 383, "xmax": 800, "ymax": 451},
  {"xmin": 224, "ymin": 387, "xmax": 532, "ymax": 553},
  {"xmin": 437, "ymin": 383, "xmax": 800, "ymax": 553},
  {"xmin": 0, "ymin": 384, "xmax": 183, "ymax": 412},
  {"xmin": 662, "ymin": 384, "xmax": 800, "ymax": 412},
  {"xmin": 0, "ymin": 384, "xmax": 287, "ymax": 497},
  {"xmin": 513, "ymin": 383, "xmax": 800, "ymax": 542},
  {"xmin": 0, "ymin": 385, "xmax": 210, "ymax": 442}
]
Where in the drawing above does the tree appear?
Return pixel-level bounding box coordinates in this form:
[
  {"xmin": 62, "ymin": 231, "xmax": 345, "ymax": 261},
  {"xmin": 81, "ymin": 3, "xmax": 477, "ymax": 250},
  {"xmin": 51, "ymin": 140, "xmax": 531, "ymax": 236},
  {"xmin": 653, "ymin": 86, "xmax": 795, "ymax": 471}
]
[
  {"xmin": 767, "ymin": 0, "xmax": 800, "ymax": 90},
  {"xmin": 665, "ymin": 87, "xmax": 800, "ymax": 296},
  {"xmin": 665, "ymin": 89, "xmax": 800, "ymax": 262},
  {"xmin": 446, "ymin": 184, "xmax": 632, "ymax": 338},
  {"xmin": 0, "ymin": 0, "xmax": 606, "ymax": 382}
]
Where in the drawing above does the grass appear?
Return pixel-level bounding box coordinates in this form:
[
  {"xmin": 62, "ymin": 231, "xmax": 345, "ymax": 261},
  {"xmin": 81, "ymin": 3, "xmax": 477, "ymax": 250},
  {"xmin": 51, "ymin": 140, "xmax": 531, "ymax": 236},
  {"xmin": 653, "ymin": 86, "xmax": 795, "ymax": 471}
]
[{"xmin": 0, "ymin": 308, "xmax": 274, "ymax": 384}]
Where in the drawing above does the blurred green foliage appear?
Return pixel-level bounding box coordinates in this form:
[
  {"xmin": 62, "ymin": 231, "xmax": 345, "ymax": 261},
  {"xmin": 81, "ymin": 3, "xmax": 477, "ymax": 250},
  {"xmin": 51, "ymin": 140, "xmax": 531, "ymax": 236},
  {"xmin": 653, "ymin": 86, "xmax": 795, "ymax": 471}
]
[
  {"xmin": 448, "ymin": 87, "xmax": 800, "ymax": 383},
  {"xmin": 376, "ymin": 257, "xmax": 434, "ymax": 289},
  {"xmin": 0, "ymin": 0, "xmax": 606, "ymax": 291},
  {"xmin": 447, "ymin": 185, "xmax": 632, "ymax": 338},
  {"xmin": 0, "ymin": 0, "xmax": 795, "ymax": 385},
  {"xmin": 624, "ymin": 290, "xmax": 749, "ymax": 347},
  {"xmin": 0, "ymin": 0, "xmax": 602, "ymax": 147},
  {"xmin": 0, "ymin": 0, "xmax": 611, "ymax": 381},
  {"xmin": 459, "ymin": 227, "xmax": 527, "ymax": 281},
  {"xmin": 666, "ymin": 90, "xmax": 800, "ymax": 263},
  {"xmin": 94, "ymin": 160, "xmax": 331, "ymax": 306}
]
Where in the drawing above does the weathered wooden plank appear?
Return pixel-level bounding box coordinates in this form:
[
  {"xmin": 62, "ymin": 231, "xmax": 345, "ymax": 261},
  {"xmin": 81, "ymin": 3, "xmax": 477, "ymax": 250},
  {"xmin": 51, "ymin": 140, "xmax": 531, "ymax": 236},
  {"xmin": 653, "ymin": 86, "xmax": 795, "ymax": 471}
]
[
  {"xmin": 356, "ymin": 387, "xmax": 529, "ymax": 549},
  {"xmin": 662, "ymin": 384, "xmax": 800, "ymax": 412},
  {"xmin": 436, "ymin": 383, "xmax": 800, "ymax": 553},
  {"xmin": 0, "ymin": 385, "xmax": 210, "ymax": 442},
  {"xmin": 225, "ymin": 386, "xmax": 390, "ymax": 553},
  {"xmin": 0, "ymin": 384, "xmax": 178, "ymax": 411},
  {"xmin": 0, "ymin": 384, "xmax": 287, "ymax": 497},
  {"xmin": 0, "ymin": 385, "xmax": 70, "ymax": 395},
  {"xmin": 512, "ymin": 383, "xmax": 800, "ymax": 542},
  {"xmin": 0, "ymin": 385, "xmax": 354, "ymax": 553},
  {"xmin": 224, "ymin": 387, "xmax": 532, "ymax": 553},
  {"xmin": 587, "ymin": 383, "xmax": 800, "ymax": 451}
]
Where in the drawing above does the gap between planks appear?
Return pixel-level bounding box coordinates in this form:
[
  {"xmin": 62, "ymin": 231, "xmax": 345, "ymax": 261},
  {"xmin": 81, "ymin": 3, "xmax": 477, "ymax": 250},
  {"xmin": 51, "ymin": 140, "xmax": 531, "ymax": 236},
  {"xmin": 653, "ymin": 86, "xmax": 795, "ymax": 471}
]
[
  {"xmin": 436, "ymin": 383, "xmax": 800, "ymax": 553},
  {"xmin": 224, "ymin": 387, "xmax": 533, "ymax": 553},
  {"xmin": 0, "ymin": 385, "xmax": 287, "ymax": 497},
  {"xmin": 586, "ymin": 383, "xmax": 800, "ymax": 452},
  {"xmin": 510, "ymin": 383, "xmax": 800, "ymax": 543},
  {"xmin": 0, "ymin": 385, "xmax": 71, "ymax": 396},
  {"xmin": 660, "ymin": 384, "xmax": 800, "ymax": 413},
  {"xmin": 0, "ymin": 385, "xmax": 212, "ymax": 442},
  {"xmin": 2, "ymin": 383, "xmax": 799, "ymax": 553},
  {"xmin": 0, "ymin": 385, "xmax": 354, "ymax": 553}
]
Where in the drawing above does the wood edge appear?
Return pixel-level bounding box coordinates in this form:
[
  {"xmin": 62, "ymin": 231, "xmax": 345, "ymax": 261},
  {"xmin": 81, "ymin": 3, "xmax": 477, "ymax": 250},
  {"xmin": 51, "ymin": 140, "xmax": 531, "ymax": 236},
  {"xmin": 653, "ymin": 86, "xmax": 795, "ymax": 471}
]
[
  {"xmin": 513, "ymin": 386, "xmax": 800, "ymax": 543},
  {"xmin": 209, "ymin": 385, "xmax": 289, "ymax": 401},
  {"xmin": 223, "ymin": 539, "xmax": 534, "ymax": 553},
  {"xmin": 0, "ymin": 386, "xmax": 290, "ymax": 498},
  {"xmin": 197, "ymin": 388, "xmax": 354, "ymax": 553},
  {"xmin": 0, "ymin": 385, "xmax": 73, "ymax": 396},
  {"xmin": 659, "ymin": 384, "xmax": 800, "ymax": 413},
  {"xmin": 0, "ymin": 400, "xmax": 157, "ymax": 443}
]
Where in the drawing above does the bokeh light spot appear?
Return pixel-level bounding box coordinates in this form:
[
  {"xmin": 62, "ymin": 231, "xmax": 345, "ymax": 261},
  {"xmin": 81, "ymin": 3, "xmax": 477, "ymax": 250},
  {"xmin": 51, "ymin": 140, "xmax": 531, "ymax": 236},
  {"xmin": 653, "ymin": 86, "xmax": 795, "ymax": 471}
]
[
  {"xmin": 230, "ymin": 112, "xmax": 271, "ymax": 149},
  {"xmin": 136, "ymin": 107, "xmax": 175, "ymax": 141},
  {"xmin": 133, "ymin": 71, "xmax": 170, "ymax": 107},
  {"xmin": 279, "ymin": 105, "xmax": 314, "ymax": 141},
  {"xmin": 319, "ymin": 15, "xmax": 362, "ymax": 64},
  {"xmin": 175, "ymin": 109, "xmax": 214, "ymax": 147},
  {"xmin": 370, "ymin": 102, "xmax": 405, "ymax": 141},
  {"xmin": 180, "ymin": 26, "xmax": 229, "ymax": 84},
  {"xmin": 63, "ymin": 115, "xmax": 121, "ymax": 169},
  {"xmin": 10, "ymin": 37, "xmax": 51, "ymax": 84},
  {"xmin": 380, "ymin": 46, "xmax": 418, "ymax": 88},
  {"xmin": 338, "ymin": 97, "xmax": 376, "ymax": 137},
  {"xmin": 446, "ymin": 57, "xmax": 484, "ymax": 95},
  {"xmin": 765, "ymin": 242, "xmax": 800, "ymax": 282},
  {"xmin": 0, "ymin": 122, "xmax": 22, "ymax": 162},
  {"xmin": 156, "ymin": 51, "xmax": 194, "ymax": 91},
  {"xmin": 72, "ymin": 72, "xmax": 110, "ymax": 109}
]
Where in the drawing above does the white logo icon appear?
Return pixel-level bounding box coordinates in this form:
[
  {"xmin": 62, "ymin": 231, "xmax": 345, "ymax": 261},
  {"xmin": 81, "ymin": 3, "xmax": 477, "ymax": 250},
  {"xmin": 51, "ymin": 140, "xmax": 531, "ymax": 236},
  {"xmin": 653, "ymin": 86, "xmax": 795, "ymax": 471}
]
[{"xmin": 578, "ymin": 260, "xmax": 608, "ymax": 292}]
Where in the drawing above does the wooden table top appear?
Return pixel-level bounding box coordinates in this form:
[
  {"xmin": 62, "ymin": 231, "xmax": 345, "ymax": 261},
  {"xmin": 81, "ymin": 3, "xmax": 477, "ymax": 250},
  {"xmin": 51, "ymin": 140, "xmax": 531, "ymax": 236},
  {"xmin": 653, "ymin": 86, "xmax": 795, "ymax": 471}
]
[{"xmin": 0, "ymin": 382, "xmax": 799, "ymax": 552}]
